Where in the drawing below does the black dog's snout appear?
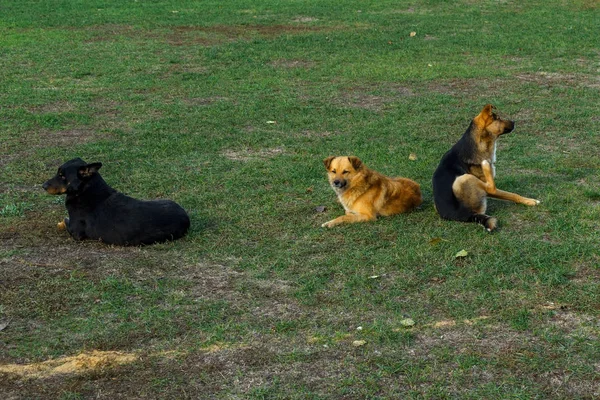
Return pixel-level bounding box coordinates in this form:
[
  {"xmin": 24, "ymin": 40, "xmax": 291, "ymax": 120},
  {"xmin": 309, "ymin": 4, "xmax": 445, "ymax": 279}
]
[{"xmin": 42, "ymin": 181, "xmax": 49, "ymax": 190}]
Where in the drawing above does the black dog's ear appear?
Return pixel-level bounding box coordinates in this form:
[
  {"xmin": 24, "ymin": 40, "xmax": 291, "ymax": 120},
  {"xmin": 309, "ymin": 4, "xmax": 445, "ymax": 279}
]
[
  {"xmin": 78, "ymin": 162, "xmax": 102, "ymax": 178},
  {"xmin": 348, "ymin": 156, "xmax": 362, "ymax": 170},
  {"xmin": 323, "ymin": 156, "xmax": 336, "ymax": 170}
]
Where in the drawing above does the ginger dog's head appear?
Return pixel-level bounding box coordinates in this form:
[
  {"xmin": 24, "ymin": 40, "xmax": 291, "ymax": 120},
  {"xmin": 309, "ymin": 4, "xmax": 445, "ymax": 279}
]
[{"xmin": 323, "ymin": 156, "xmax": 364, "ymax": 192}]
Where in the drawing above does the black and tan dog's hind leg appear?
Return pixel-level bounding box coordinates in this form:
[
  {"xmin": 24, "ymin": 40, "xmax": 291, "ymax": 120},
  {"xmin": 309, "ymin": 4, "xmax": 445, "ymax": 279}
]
[
  {"xmin": 480, "ymin": 160, "xmax": 541, "ymax": 206},
  {"xmin": 452, "ymin": 171, "xmax": 498, "ymax": 232},
  {"xmin": 452, "ymin": 160, "xmax": 540, "ymax": 232}
]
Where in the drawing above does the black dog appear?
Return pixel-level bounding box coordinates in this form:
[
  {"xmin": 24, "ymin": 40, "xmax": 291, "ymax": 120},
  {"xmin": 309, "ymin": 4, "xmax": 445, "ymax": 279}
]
[{"xmin": 43, "ymin": 158, "xmax": 190, "ymax": 245}]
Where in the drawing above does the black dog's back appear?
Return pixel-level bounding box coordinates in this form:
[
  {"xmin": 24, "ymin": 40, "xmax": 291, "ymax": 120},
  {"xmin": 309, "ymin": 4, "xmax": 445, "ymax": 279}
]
[
  {"xmin": 92, "ymin": 193, "xmax": 190, "ymax": 246},
  {"xmin": 432, "ymin": 127, "xmax": 477, "ymax": 222},
  {"xmin": 44, "ymin": 158, "xmax": 190, "ymax": 246}
]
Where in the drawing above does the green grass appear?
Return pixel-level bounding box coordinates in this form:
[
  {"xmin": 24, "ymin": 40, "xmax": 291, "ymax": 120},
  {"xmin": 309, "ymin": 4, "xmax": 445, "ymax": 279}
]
[{"xmin": 1, "ymin": 0, "xmax": 599, "ymax": 398}]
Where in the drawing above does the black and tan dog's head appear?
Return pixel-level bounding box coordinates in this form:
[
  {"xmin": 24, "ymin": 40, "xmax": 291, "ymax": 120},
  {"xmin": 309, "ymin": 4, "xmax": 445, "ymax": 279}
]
[
  {"xmin": 42, "ymin": 158, "xmax": 103, "ymax": 195},
  {"xmin": 323, "ymin": 156, "xmax": 364, "ymax": 191},
  {"xmin": 473, "ymin": 104, "xmax": 515, "ymax": 139}
]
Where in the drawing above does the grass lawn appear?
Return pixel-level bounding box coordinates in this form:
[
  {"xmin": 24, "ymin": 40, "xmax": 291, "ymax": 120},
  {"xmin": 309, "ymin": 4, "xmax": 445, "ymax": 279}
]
[{"xmin": 1, "ymin": 0, "xmax": 599, "ymax": 398}]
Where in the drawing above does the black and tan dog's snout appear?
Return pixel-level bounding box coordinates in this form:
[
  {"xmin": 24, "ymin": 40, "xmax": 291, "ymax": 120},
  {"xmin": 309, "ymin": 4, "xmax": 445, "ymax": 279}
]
[
  {"xmin": 503, "ymin": 120, "xmax": 515, "ymax": 134},
  {"xmin": 42, "ymin": 179, "xmax": 67, "ymax": 195}
]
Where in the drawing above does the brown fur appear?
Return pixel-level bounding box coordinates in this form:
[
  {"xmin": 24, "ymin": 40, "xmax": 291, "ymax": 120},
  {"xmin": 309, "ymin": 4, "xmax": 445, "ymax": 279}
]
[{"xmin": 322, "ymin": 156, "xmax": 422, "ymax": 228}]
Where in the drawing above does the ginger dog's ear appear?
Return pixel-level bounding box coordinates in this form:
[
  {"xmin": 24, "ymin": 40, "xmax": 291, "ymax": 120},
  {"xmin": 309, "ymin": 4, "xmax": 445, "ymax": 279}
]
[
  {"xmin": 323, "ymin": 156, "xmax": 336, "ymax": 170},
  {"xmin": 348, "ymin": 156, "xmax": 363, "ymax": 170},
  {"xmin": 474, "ymin": 104, "xmax": 496, "ymax": 128}
]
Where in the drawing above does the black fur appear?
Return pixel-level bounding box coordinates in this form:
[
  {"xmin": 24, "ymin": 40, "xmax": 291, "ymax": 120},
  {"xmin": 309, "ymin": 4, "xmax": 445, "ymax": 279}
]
[
  {"xmin": 432, "ymin": 122, "xmax": 480, "ymax": 222},
  {"xmin": 43, "ymin": 158, "xmax": 190, "ymax": 246}
]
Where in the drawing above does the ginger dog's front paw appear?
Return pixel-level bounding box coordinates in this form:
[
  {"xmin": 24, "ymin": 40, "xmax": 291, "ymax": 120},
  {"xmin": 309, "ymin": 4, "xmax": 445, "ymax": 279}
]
[{"xmin": 321, "ymin": 219, "xmax": 338, "ymax": 228}]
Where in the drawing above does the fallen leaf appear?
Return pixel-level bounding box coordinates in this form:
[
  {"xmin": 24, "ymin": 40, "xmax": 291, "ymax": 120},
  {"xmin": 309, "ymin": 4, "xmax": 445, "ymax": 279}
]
[
  {"xmin": 429, "ymin": 237, "xmax": 442, "ymax": 245},
  {"xmin": 315, "ymin": 205, "xmax": 327, "ymax": 213},
  {"xmin": 432, "ymin": 320, "xmax": 456, "ymax": 328},
  {"xmin": 369, "ymin": 275, "xmax": 380, "ymax": 279},
  {"xmin": 399, "ymin": 318, "xmax": 415, "ymax": 327},
  {"xmin": 463, "ymin": 316, "xmax": 489, "ymax": 325},
  {"xmin": 410, "ymin": 31, "xmax": 417, "ymax": 37},
  {"xmin": 306, "ymin": 187, "xmax": 313, "ymax": 193},
  {"xmin": 0, "ymin": 320, "xmax": 10, "ymax": 332},
  {"xmin": 266, "ymin": 120, "xmax": 277, "ymax": 124},
  {"xmin": 409, "ymin": 153, "xmax": 417, "ymax": 161},
  {"xmin": 455, "ymin": 249, "xmax": 468, "ymax": 258},
  {"xmin": 352, "ymin": 340, "xmax": 367, "ymax": 347},
  {"xmin": 356, "ymin": 326, "xmax": 363, "ymax": 331}
]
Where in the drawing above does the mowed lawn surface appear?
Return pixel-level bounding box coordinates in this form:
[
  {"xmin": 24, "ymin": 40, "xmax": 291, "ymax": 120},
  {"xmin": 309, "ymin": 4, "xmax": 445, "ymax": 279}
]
[{"xmin": 1, "ymin": 1, "xmax": 599, "ymax": 398}]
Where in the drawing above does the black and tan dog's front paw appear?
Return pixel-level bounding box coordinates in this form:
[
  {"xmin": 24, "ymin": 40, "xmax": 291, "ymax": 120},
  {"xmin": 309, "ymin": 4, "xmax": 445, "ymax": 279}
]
[
  {"xmin": 57, "ymin": 218, "xmax": 69, "ymax": 231},
  {"xmin": 523, "ymin": 198, "xmax": 540, "ymax": 206}
]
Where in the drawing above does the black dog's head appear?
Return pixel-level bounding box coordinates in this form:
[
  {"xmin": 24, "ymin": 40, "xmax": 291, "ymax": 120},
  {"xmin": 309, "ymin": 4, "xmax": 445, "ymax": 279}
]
[{"xmin": 42, "ymin": 158, "xmax": 103, "ymax": 195}]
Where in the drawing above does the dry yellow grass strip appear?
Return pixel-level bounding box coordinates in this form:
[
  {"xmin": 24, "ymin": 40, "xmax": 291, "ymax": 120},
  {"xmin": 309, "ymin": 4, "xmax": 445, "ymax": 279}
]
[{"xmin": 0, "ymin": 350, "xmax": 137, "ymax": 378}]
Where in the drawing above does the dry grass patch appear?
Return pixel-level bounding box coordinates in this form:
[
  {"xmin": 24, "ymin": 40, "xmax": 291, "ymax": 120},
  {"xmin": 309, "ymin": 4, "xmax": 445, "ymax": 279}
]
[{"xmin": 0, "ymin": 351, "xmax": 137, "ymax": 379}]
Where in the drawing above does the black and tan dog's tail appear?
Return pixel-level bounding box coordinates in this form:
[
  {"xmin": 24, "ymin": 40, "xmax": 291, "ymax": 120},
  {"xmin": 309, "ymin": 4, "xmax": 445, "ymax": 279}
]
[{"xmin": 469, "ymin": 214, "xmax": 498, "ymax": 232}]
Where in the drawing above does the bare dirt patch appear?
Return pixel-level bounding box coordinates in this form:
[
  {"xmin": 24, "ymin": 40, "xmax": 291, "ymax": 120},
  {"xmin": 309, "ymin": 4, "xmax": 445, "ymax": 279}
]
[
  {"xmin": 547, "ymin": 309, "xmax": 598, "ymax": 339},
  {"xmin": 39, "ymin": 128, "xmax": 101, "ymax": 146},
  {"xmin": 428, "ymin": 77, "xmax": 509, "ymax": 97},
  {"xmin": 182, "ymin": 96, "xmax": 229, "ymax": 106},
  {"xmin": 166, "ymin": 24, "xmax": 331, "ymax": 46},
  {"xmin": 269, "ymin": 59, "xmax": 315, "ymax": 69},
  {"xmin": 293, "ymin": 16, "xmax": 320, "ymax": 23},
  {"xmin": 222, "ymin": 147, "xmax": 285, "ymax": 162},
  {"xmin": 516, "ymin": 72, "xmax": 600, "ymax": 89},
  {"xmin": 82, "ymin": 24, "xmax": 137, "ymax": 43},
  {"xmin": 335, "ymin": 87, "xmax": 390, "ymax": 112},
  {"xmin": 0, "ymin": 210, "xmax": 161, "ymax": 289},
  {"xmin": 1, "ymin": 127, "xmax": 108, "ymax": 170},
  {"xmin": 293, "ymin": 130, "xmax": 335, "ymax": 138},
  {"xmin": 27, "ymin": 101, "xmax": 75, "ymax": 114}
]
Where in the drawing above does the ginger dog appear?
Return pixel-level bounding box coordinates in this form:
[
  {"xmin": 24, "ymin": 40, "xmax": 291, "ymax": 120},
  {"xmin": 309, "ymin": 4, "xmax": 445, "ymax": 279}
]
[{"xmin": 322, "ymin": 156, "xmax": 422, "ymax": 228}]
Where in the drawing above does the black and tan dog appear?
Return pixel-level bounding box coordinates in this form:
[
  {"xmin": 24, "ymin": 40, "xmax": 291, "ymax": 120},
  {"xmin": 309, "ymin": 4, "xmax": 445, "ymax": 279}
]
[
  {"xmin": 43, "ymin": 158, "xmax": 190, "ymax": 246},
  {"xmin": 432, "ymin": 104, "xmax": 539, "ymax": 232},
  {"xmin": 322, "ymin": 156, "xmax": 422, "ymax": 228}
]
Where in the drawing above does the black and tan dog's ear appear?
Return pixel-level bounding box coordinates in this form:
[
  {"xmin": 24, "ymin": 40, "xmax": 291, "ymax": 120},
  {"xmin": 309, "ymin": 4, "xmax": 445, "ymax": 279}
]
[
  {"xmin": 474, "ymin": 104, "xmax": 495, "ymax": 128},
  {"xmin": 78, "ymin": 162, "xmax": 102, "ymax": 178},
  {"xmin": 348, "ymin": 156, "xmax": 363, "ymax": 170},
  {"xmin": 323, "ymin": 156, "xmax": 336, "ymax": 170}
]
